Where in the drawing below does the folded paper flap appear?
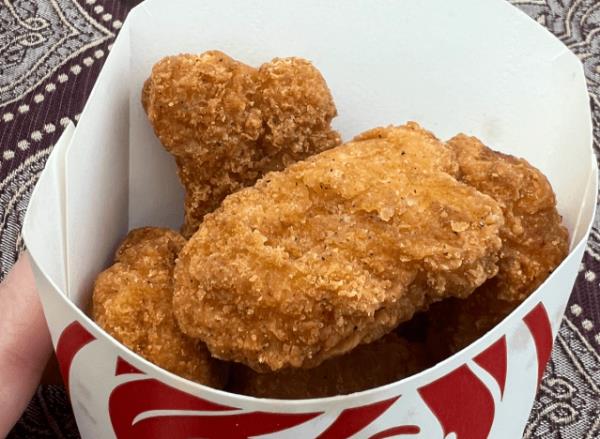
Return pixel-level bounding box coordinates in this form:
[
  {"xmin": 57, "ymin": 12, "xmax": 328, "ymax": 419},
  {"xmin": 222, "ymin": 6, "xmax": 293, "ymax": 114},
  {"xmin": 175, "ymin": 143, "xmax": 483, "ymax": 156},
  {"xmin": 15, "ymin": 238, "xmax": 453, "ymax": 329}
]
[
  {"xmin": 571, "ymin": 157, "xmax": 599, "ymax": 247},
  {"xmin": 64, "ymin": 21, "xmax": 132, "ymax": 309},
  {"xmin": 23, "ymin": 123, "xmax": 74, "ymax": 294},
  {"xmin": 127, "ymin": 0, "xmax": 185, "ymax": 231}
]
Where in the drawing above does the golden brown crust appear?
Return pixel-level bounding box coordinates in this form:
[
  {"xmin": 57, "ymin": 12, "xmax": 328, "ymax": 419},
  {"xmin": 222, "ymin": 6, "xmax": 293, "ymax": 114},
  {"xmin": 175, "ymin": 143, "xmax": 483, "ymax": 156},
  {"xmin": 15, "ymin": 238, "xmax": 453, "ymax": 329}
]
[
  {"xmin": 257, "ymin": 57, "xmax": 340, "ymax": 162},
  {"xmin": 229, "ymin": 334, "xmax": 430, "ymax": 399},
  {"xmin": 426, "ymin": 135, "xmax": 569, "ymax": 358},
  {"xmin": 92, "ymin": 227, "xmax": 228, "ymax": 387},
  {"xmin": 173, "ymin": 124, "xmax": 504, "ymax": 372},
  {"xmin": 143, "ymin": 51, "xmax": 341, "ymax": 237},
  {"xmin": 448, "ymin": 134, "xmax": 569, "ymax": 302}
]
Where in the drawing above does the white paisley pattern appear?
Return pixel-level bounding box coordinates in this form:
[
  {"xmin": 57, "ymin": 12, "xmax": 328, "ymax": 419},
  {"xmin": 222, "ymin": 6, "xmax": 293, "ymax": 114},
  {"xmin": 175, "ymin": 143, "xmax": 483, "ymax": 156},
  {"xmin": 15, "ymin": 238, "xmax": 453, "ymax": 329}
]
[
  {"xmin": 0, "ymin": 0, "xmax": 112, "ymax": 107},
  {"xmin": 524, "ymin": 315, "xmax": 600, "ymax": 439},
  {"xmin": 0, "ymin": 146, "xmax": 51, "ymax": 276}
]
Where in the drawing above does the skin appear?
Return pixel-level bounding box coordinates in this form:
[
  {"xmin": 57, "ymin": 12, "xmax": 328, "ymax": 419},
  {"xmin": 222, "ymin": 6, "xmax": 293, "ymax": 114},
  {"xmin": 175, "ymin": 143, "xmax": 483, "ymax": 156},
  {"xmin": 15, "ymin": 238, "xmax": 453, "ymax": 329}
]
[{"xmin": 0, "ymin": 254, "xmax": 52, "ymax": 437}]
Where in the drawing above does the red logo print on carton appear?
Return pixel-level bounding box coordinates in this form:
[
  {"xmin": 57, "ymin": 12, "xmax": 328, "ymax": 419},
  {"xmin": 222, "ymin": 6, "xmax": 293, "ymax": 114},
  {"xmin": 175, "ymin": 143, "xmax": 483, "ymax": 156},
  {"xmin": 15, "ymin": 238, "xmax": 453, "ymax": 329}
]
[
  {"xmin": 54, "ymin": 302, "xmax": 553, "ymax": 438},
  {"xmin": 417, "ymin": 302, "xmax": 553, "ymax": 439}
]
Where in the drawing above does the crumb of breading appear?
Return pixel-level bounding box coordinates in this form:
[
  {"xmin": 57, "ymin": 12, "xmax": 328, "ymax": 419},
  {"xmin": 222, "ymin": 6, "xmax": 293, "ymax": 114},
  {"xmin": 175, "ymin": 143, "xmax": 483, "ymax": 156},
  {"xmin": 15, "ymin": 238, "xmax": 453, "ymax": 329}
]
[
  {"xmin": 173, "ymin": 123, "xmax": 504, "ymax": 372},
  {"xmin": 92, "ymin": 227, "xmax": 228, "ymax": 387},
  {"xmin": 143, "ymin": 51, "xmax": 340, "ymax": 237}
]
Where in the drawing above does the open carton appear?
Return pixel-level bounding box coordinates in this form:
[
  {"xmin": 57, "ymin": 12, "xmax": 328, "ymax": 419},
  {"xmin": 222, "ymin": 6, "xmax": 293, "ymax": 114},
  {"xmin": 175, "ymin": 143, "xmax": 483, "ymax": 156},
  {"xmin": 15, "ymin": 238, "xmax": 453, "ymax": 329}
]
[{"xmin": 23, "ymin": 0, "xmax": 597, "ymax": 437}]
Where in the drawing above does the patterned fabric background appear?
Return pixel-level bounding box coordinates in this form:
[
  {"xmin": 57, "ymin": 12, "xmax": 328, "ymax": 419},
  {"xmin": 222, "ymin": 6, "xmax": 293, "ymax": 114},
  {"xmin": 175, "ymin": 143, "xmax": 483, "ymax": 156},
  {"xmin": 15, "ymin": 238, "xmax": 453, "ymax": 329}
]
[{"xmin": 0, "ymin": 0, "xmax": 598, "ymax": 437}]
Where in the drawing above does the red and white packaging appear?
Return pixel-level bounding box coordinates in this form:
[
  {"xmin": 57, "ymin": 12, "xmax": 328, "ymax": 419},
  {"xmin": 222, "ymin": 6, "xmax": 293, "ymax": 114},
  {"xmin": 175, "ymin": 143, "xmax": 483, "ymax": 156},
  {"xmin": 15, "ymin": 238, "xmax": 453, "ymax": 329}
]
[{"xmin": 23, "ymin": 0, "xmax": 597, "ymax": 438}]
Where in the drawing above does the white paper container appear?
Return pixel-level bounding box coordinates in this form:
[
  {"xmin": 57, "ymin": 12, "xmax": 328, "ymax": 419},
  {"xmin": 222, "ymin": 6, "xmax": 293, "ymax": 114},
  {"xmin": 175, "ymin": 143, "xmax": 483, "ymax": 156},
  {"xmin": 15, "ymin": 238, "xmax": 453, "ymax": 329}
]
[{"xmin": 23, "ymin": 0, "xmax": 597, "ymax": 437}]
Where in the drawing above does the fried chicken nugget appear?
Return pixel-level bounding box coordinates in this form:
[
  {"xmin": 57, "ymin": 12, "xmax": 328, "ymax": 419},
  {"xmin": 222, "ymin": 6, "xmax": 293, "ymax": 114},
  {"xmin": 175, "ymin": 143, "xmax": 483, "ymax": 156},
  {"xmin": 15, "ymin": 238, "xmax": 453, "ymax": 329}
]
[
  {"xmin": 229, "ymin": 333, "xmax": 430, "ymax": 399},
  {"xmin": 173, "ymin": 123, "xmax": 504, "ymax": 372},
  {"xmin": 426, "ymin": 135, "xmax": 569, "ymax": 358},
  {"xmin": 143, "ymin": 51, "xmax": 340, "ymax": 237},
  {"xmin": 449, "ymin": 134, "xmax": 569, "ymax": 302},
  {"xmin": 92, "ymin": 227, "xmax": 228, "ymax": 387}
]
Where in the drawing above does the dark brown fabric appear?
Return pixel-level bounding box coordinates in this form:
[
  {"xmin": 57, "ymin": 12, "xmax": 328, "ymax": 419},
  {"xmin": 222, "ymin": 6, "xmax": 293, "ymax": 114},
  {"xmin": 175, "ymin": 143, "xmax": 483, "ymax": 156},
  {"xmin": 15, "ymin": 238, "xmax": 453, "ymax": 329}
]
[{"xmin": 1, "ymin": 1, "xmax": 599, "ymax": 437}]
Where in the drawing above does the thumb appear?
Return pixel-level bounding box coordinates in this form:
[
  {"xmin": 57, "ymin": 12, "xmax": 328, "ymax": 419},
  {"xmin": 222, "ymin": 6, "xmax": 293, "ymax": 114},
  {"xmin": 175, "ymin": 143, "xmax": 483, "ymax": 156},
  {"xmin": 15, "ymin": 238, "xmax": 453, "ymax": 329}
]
[{"xmin": 0, "ymin": 253, "xmax": 52, "ymax": 437}]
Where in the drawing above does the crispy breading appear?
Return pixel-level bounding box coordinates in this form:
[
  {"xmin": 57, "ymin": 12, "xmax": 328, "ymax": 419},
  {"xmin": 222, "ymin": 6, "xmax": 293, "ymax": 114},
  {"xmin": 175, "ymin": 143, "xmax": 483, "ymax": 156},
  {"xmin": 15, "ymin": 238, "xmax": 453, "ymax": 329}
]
[
  {"xmin": 426, "ymin": 135, "xmax": 569, "ymax": 358},
  {"xmin": 257, "ymin": 57, "xmax": 341, "ymax": 162},
  {"xmin": 229, "ymin": 334, "xmax": 430, "ymax": 399},
  {"xmin": 173, "ymin": 123, "xmax": 504, "ymax": 372},
  {"xmin": 143, "ymin": 51, "xmax": 340, "ymax": 237},
  {"xmin": 92, "ymin": 227, "xmax": 228, "ymax": 387},
  {"xmin": 449, "ymin": 134, "xmax": 569, "ymax": 302}
]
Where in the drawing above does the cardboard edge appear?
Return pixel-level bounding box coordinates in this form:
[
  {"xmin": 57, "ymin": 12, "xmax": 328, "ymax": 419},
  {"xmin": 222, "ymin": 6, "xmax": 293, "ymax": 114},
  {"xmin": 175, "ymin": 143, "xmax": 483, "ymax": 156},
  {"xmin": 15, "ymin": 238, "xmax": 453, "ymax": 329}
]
[{"xmin": 23, "ymin": 123, "xmax": 75, "ymax": 294}]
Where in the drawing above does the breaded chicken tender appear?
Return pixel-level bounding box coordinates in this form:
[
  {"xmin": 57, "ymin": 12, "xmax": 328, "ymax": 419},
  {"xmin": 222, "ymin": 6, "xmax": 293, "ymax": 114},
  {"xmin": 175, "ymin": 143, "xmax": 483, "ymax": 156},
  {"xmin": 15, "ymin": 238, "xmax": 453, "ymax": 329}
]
[
  {"xmin": 143, "ymin": 51, "xmax": 340, "ymax": 237},
  {"xmin": 426, "ymin": 135, "xmax": 569, "ymax": 358},
  {"xmin": 229, "ymin": 333, "xmax": 429, "ymax": 399},
  {"xmin": 92, "ymin": 227, "xmax": 228, "ymax": 387},
  {"xmin": 257, "ymin": 58, "xmax": 341, "ymax": 160},
  {"xmin": 173, "ymin": 123, "xmax": 504, "ymax": 372}
]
